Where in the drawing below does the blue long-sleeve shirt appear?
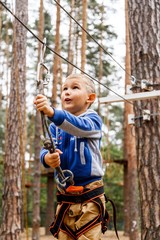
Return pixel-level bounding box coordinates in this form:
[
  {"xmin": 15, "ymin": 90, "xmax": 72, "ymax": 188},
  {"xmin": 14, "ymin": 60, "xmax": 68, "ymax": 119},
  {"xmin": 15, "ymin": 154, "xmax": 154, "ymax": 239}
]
[{"xmin": 40, "ymin": 108, "xmax": 104, "ymax": 186}]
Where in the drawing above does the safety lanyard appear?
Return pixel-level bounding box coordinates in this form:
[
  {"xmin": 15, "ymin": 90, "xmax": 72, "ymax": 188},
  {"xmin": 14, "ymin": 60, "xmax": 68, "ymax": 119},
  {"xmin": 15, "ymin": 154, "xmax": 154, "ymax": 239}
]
[{"xmin": 37, "ymin": 39, "xmax": 74, "ymax": 189}]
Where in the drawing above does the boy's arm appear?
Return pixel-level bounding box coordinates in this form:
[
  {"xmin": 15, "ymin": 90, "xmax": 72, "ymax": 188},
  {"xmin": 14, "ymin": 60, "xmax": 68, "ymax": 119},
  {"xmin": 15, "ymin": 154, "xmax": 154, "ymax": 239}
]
[{"xmin": 49, "ymin": 108, "xmax": 102, "ymax": 138}]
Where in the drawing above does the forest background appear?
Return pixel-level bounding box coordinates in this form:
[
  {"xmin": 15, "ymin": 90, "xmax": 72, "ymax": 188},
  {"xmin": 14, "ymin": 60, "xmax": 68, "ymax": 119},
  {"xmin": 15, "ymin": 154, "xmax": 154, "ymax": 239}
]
[{"xmin": 0, "ymin": 0, "xmax": 159, "ymax": 240}]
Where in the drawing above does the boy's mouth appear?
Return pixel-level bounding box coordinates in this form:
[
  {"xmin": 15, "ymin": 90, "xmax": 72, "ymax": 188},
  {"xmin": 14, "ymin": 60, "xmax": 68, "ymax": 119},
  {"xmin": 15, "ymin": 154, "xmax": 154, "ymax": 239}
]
[
  {"xmin": 65, "ymin": 97, "xmax": 71, "ymax": 101},
  {"xmin": 64, "ymin": 98, "xmax": 72, "ymax": 103}
]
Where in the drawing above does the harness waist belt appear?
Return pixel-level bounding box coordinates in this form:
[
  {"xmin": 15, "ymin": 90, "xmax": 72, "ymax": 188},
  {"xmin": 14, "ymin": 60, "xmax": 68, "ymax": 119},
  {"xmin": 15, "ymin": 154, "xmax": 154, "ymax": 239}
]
[{"xmin": 57, "ymin": 186, "xmax": 104, "ymax": 204}]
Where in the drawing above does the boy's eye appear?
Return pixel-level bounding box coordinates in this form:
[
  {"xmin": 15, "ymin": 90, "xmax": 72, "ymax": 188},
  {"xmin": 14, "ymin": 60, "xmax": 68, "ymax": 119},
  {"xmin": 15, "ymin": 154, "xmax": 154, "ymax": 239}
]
[
  {"xmin": 73, "ymin": 86, "xmax": 79, "ymax": 89},
  {"xmin": 63, "ymin": 87, "xmax": 68, "ymax": 91}
]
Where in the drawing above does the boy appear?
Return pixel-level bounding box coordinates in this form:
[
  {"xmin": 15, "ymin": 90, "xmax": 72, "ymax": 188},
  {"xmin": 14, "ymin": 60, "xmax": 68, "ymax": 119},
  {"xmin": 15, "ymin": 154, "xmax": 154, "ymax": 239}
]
[{"xmin": 34, "ymin": 73, "xmax": 107, "ymax": 240}]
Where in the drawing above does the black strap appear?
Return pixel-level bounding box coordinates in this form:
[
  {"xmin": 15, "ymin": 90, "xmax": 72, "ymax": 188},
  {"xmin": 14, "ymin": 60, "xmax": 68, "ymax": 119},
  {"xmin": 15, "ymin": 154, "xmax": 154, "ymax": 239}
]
[
  {"xmin": 50, "ymin": 203, "xmax": 71, "ymax": 238},
  {"xmin": 61, "ymin": 214, "xmax": 101, "ymax": 240},
  {"xmin": 57, "ymin": 186, "xmax": 104, "ymax": 204},
  {"xmin": 101, "ymin": 208, "xmax": 110, "ymax": 234},
  {"xmin": 105, "ymin": 195, "xmax": 120, "ymax": 240},
  {"xmin": 75, "ymin": 197, "xmax": 104, "ymax": 238}
]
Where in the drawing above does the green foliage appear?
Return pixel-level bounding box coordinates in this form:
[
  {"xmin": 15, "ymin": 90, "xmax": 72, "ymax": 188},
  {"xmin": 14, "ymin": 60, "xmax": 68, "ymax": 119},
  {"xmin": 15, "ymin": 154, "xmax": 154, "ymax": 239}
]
[
  {"xmin": 1, "ymin": 11, "xmax": 13, "ymax": 44},
  {"xmin": 101, "ymin": 143, "xmax": 123, "ymax": 161},
  {"xmin": 109, "ymin": 105, "xmax": 124, "ymax": 145},
  {"xmin": 86, "ymin": 1, "xmax": 117, "ymax": 78},
  {"xmin": 103, "ymin": 163, "xmax": 124, "ymax": 230},
  {"xmin": 26, "ymin": 113, "xmax": 35, "ymax": 159},
  {"xmin": 101, "ymin": 104, "xmax": 124, "ymax": 160},
  {"xmin": 101, "ymin": 105, "xmax": 124, "ymax": 230}
]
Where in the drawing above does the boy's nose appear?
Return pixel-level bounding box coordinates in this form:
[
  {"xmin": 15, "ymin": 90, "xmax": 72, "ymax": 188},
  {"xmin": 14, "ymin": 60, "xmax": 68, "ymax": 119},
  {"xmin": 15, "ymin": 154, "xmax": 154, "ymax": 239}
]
[{"xmin": 65, "ymin": 89, "xmax": 70, "ymax": 95}]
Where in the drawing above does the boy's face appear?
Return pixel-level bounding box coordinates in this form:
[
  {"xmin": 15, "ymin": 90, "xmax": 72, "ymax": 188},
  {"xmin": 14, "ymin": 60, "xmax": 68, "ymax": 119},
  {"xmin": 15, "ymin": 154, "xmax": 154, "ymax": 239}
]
[{"xmin": 61, "ymin": 77, "xmax": 93, "ymax": 116}]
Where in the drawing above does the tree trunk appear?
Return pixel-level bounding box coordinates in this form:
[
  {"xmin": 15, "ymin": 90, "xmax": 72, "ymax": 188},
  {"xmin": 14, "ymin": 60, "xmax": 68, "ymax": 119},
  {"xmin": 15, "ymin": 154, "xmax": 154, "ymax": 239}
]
[
  {"xmin": 0, "ymin": 4, "xmax": 2, "ymax": 110},
  {"xmin": 128, "ymin": 0, "xmax": 160, "ymax": 239},
  {"xmin": 52, "ymin": 0, "xmax": 61, "ymax": 106},
  {"xmin": 32, "ymin": 0, "xmax": 44, "ymax": 239},
  {"xmin": 0, "ymin": 3, "xmax": 2, "ymax": 57},
  {"xmin": 81, "ymin": 0, "xmax": 87, "ymax": 71},
  {"xmin": 67, "ymin": 0, "xmax": 75, "ymax": 76},
  {"xmin": 32, "ymin": 111, "xmax": 42, "ymax": 240},
  {"xmin": 124, "ymin": 0, "xmax": 139, "ymax": 239},
  {"xmin": 0, "ymin": 0, "xmax": 28, "ymax": 239},
  {"xmin": 123, "ymin": 162, "xmax": 129, "ymax": 235},
  {"xmin": 97, "ymin": 4, "xmax": 104, "ymax": 115},
  {"xmin": 45, "ymin": 173, "xmax": 55, "ymax": 235}
]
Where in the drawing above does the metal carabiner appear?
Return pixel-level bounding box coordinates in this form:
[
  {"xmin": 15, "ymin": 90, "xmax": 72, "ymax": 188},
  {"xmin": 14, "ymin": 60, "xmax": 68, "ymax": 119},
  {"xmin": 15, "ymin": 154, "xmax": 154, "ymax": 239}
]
[
  {"xmin": 55, "ymin": 169, "xmax": 74, "ymax": 189},
  {"xmin": 37, "ymin": 38, "xmax": 50, "ymax": 93}
]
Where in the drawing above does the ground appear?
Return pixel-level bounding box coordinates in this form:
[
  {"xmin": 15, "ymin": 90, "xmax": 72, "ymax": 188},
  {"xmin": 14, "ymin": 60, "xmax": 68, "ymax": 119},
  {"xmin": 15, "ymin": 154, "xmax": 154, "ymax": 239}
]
[{"xmin": 21, "ymin": 228, "xmax": 129, "ymax": 240}]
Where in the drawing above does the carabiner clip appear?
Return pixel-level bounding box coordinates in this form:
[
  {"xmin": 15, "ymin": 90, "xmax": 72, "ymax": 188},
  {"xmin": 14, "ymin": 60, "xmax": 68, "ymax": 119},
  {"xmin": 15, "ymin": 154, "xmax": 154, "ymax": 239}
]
[
  {"xmin": 55, "ymin": 169, "xmax": 74, "ymax": 190},
  {"xmin": 37, "ymin": 38, "xmax": 50, "ymax": 91}
]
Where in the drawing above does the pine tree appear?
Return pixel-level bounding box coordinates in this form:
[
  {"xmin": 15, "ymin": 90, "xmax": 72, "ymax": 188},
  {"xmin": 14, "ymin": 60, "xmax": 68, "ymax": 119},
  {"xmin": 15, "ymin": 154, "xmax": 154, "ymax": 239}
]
[
  {"xmin": 128, "ymin": 0, "xmax": 160, "ymax": 239},
  {"xmin": 0, "ymin": 0, "xmax": 28, "ymax": 238}
]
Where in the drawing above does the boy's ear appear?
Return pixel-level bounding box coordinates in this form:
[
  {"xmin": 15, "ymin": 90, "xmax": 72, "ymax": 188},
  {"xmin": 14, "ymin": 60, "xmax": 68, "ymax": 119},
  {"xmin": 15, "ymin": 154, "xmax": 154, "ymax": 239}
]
[{"xmin": 87, "ymin": 93, "xmax": 96, "ymax": 104}]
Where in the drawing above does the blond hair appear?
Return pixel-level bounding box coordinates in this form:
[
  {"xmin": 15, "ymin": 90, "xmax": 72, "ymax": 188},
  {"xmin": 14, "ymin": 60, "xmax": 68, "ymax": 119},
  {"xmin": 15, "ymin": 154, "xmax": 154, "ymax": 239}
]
[{"xmin": 66, "ymin": 73, "xmax": 95, "ymax": 94}]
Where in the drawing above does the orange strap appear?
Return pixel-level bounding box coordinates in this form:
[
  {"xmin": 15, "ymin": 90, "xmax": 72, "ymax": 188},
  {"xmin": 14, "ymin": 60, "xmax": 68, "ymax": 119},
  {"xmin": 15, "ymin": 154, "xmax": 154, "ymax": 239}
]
[{"xmin": 66, "ymin": 185, "xmax": 84, "ymax": 194}]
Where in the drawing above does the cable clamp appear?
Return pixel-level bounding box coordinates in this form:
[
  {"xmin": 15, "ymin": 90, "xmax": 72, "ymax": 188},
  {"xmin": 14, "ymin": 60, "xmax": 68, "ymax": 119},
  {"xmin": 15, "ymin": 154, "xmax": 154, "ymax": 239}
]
[
  {"xmin": 142, "ymin": 109, "xmax": 151, "ymax": 121},
  {"xmin": 128, "ymin": 114, "xmax": 135, "ymax": 125},
  {"xmin": 141, "ymin": 79, "xmax": 153, "ymax": 91}
]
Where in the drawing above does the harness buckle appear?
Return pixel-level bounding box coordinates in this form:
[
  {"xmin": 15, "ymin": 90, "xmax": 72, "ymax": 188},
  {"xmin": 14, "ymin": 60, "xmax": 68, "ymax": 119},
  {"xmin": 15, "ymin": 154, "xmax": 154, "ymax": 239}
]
[{"xmin": 66, "ymin": 185, "xmax": 84, "ymax": 194}]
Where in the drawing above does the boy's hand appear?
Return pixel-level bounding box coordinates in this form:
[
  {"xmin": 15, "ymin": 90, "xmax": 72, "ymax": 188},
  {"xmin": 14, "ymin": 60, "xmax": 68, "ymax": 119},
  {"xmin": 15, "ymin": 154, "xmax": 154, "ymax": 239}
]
[
  {"xmin": 34, "ymin": 94, "xmax": 54, "ymax": 117},
  {"xmin": 44, "ymin": 149, "xmax": 62, "ymax": 168}
]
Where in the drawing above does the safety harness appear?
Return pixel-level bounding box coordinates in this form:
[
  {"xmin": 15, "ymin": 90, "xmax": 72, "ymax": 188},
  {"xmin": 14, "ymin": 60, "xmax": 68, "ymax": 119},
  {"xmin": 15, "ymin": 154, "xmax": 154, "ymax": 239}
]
[{"xmin": 50, "ymin": 186, "xmax": 119, "ymax": 240}]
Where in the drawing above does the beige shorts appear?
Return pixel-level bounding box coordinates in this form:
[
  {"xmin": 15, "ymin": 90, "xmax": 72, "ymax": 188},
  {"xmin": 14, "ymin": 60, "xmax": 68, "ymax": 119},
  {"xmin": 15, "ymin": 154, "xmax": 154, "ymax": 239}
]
[{"xmin": 54, "ymin": 180, "xmax": 105, "ymax": 240}]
